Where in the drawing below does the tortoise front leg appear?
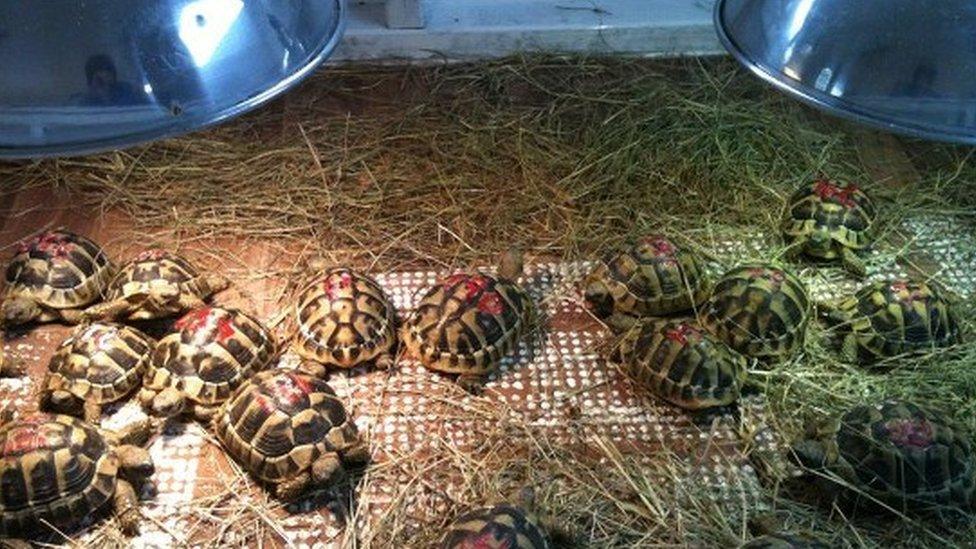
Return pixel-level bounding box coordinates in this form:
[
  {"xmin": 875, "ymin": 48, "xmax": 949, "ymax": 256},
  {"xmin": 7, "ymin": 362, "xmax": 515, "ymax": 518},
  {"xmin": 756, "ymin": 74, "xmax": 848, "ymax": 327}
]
[
  {"xmin": 56, "ymin": 307, "xmax": 88, "ymax": 325},
  {"xmin": 111, "ymin": 418, "xmax": 154, "ymax": 447},
  {"xmin": 113, "ymin": 478, "xmax": 142, "ymax": 535},
  {"xmin": 0, "ymin": 349, "xmax": 24, "ymax": 378},
  {"xmin": 311, "ymin": 452, "xmax": 344, "ymax": 487},
  {"xmin": 174, "ymin": 293, "xmax": 207, "ymax": 312},
  {"xmin": 840, "ymin": 247, "xmax": 867, "ymax": 278},
  {"xmin": 275, "ymin": 471, "xmax": 312, "ymax": 501},
  {"xmin": 189, "ymin": 403, "xmax": 219, "ymax": 424},
  {"xmin": 202, "ymin": 273, "xmax": 231, "ymax": 296},
  {"xmin": 457, "ymin": 373, "xmax": 486, "ymax": 394},
  {"xmin": 83, "ymin": 400, "xmax": 102, "ymax": 424},
  {"xmin": 82, "ymin": 299, "xmax": 135, "ymax": 322}
]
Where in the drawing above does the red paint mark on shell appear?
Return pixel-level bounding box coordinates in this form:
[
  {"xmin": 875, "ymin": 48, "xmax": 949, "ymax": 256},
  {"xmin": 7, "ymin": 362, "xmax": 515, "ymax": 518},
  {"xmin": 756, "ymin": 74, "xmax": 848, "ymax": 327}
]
[
  {"xmin": 889, "ymin": 281, "xmax": 925, "ymax": 302},
  {"xmin": 176, "ymin": 307, "xmax": 236, "ymax": 344},
  {"xmin": 642, "ymin": 236, "xmax": 677, "ymax": 257},
  {"xmin": 746, "ymin": 267, "xmax": 785, "ymax": 288},
  {"xmin": 457, "ymin": 530, "xmax": 512, "ymax": 549},
  {"xmin": 885, "ymin": 417, "xmax": 935, "ymax": 449},
  {"xmin": 18, "ymin": 232, "xmax": 73, "ymax": 259},
  {"xmin": 665, "ymin": 323, "xmax": 701, "ymax": 345},
  {"xmin": 135, "ymin": 249, "xmax": 168, "ymax": 262},
  {"xmin": 444, "ymin": 273, "xmax": 492, "ymax": 302},
  {"xmin": 477, "ymin": 292, "xmax": 505, "ymax": 315},
  {"xmin": 323, "ymin": 271, "xmax": 354, "ymax": 300},
  {"xmin": 2, "ymin": 425, "xmax": 54, "ymax": 456},
  {"xmin": 266, "ymin": 374, "xmax": 313, "ymax": 408},
  {"xmin": 813, "ymin": 179, "xmax": 858, "ymax": 208},
  {"xmin": 87, "ymin": 326, "xmax": 118, "ymax": 351}
]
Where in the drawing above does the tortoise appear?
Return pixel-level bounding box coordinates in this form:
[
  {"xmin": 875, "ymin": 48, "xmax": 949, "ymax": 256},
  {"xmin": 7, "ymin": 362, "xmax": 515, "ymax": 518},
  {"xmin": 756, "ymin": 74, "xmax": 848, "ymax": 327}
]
[
  {"xmin": 0, "ymin": 413, "xmax": 154, "ymax": 540},
  {"xmin": 140, "ymin": 306, "xmax": 276, "ymax": 422},
  {"xmin": 214, "ymin": 368, "xmax": 368, "ymax": 500},
  {"xmin": 825, "ymin": 279, "xmax": 961, "ymax": 363},
  {"xmin": 791, "ymin": 400, "xmax": 975, "ymax": 512},
  {"xmin": 583, "ymin": 235, "xmax": 709, "ymax": 325},
  {"xmin": 0, "ymin": 334, "xmax": 25, "ymax": 378},
  {"xmin": 782, "ymin": 179, "xmax": 877, "ymax": 277},
  {"xmin": 292, "ymin": 267, "xmax": 396, "ymax": 377},
  {"xmin": 702, "ymin": 264, "xmax": 810, "ymax": 361},
  {"xmin": 1, "ymin": 230, "xmax": 113, "ymax": 327},
  {"xmin": 615, "ymin": 318, "xmax": 748, "ymax": 411},
  {"xmin": 39, "ymin": 322, "xmax": 155, "ymax": 422},
  {"xmin": 440, "ymin": 489, "xmax": 556, "ymax": 549},
  {"xmin": 82, "ymin": 249, "xmax": 228, "ymax": 321},
  {"xmin": 402, "ymin": 251, "xmax": 532, "ymax": 392}
]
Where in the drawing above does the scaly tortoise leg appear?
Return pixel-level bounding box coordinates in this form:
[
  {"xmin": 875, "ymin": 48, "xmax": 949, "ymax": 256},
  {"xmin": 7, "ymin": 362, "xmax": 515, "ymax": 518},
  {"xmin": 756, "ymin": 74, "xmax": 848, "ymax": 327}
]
[
  {"xmin": 275, "ymin": 471, "xmax": 313, "ymax": 501},
  {"xmin": 190, "ymin": 403, "xmax": 218, "ymax": 424},
  {"xmin": 457, "ymin": 374, "xmax": 486, "ymax": 394},
  {"xmin": 113, "ymin": 479, "xmax": 142, "ymax": 535},
  {"xmin": 57, "ymin": 307, "xmax": 88, "ymax": 325},
  {"xmin": 83, "ymin": 400, "xmax": 103, "ymax": 424},
  {"xmin": 81, "ymin": 299, "xmax": 135, "ymax": 322},
  {"xmin": 840, "ymin": 247, "xmax": 867, "ymax": 278},
  {"xmin": 310, "ymin": 452, "xmax": 344, "ymax": 487}
]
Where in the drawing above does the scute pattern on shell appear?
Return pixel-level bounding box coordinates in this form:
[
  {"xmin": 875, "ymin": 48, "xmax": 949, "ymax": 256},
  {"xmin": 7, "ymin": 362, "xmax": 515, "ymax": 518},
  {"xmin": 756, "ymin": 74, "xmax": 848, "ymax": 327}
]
[
  {"xmin": 802, "ymin": 401, "xmax": 975, "ymax": 510},
  {"xmin": 3, "ymin": 230, "xmax": 112, "ymax": 309},
  {"xmin": 782, "ymin": 179, "xmax": 876, "ymax": 258},
  {"xmin": 440, "ymin": 504, "xmax": 550, "ymax": 549},
  {"xmin": 215, "ymin": 370, "xmax": 361, "ymax": 483},
  {"xmin": 834, "ymin": 279, "xmax": 961, "ymax": 362},
  {"xmin": 617, "ymin": 319, "xmax": 747, "ymax": 410},
  {"xmin": 294, "ymin": 268, "xmax": 396, "ymax": 369},
  {"xmin": 403, "ymin": 272, "xmax": 531, "ymax": 375},
  {"xmin": 0, "ymin": 414, "xmax": 116, "ymax": 537},
  {"xmin": 145, "ymin": 307, "xmax": 276, "ymax": 406},
  {"xmin": 583, "ymin": 235, "xmax": 709, "ymax": 318},
  {"xmin": 46, "ymin": 322, "xmax": 154, "ymax": 405},
  {"xmin": 702, "ymin": 265, "xmax": 810, "ymax": 361}
]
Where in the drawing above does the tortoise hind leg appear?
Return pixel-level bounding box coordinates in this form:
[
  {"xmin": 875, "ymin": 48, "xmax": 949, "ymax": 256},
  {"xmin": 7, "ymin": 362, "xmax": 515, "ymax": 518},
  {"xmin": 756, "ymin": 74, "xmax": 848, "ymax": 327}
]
[{"xmin": 113, "ymin": 479, "xmax": 142, "ymax": 535}]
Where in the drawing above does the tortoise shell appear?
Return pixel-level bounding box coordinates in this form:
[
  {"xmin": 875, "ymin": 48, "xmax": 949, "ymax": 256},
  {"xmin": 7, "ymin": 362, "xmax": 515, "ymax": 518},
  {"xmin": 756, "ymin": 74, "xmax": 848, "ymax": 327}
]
[
  {"xmin": 583, "ymin": 235, "xmax": 709, "ymax": 318},
  {"xmin": 293, "ymin": 268, "xmax": 396, "ymax": 369},
  {"xmin": 832, "ymin": 279, "xmax": 961, "ymax": 362},
  {"xmin": 793, "ymin": 401, "xmax": 975, "ymax": 511},
  {"xmin": 145, "ymin": 306, "xmax": 276, "ymax": 408},
  {"xmin": 44, "ymin": 322, "xmax": 155, "ymax": 407},
  {"xmin": 94, "ymin": 249, "xmax": 223, "ymax": 320},
  {"xmin": 702, "ymin": 265, "xmax": 810, "ymax": 361},
  {"xmin": 440, "ymin": 504, "xmax": 550, "ymax": 549},
  {"xmin": 214, "ymin": 370, "xmax": 362, "ymax": 485},
  {"xmin": 740, "ymin": 533, "xmax": 828, "ymax": 549},
  {"xmin": 782, "ymin": 179, "xmax": 876, "ymax": 261},
  {"xmin": 617, "ymin": 319, "xmax": 747, "ymax": 410},
  {"xmin": 3, "ymin": 230, "xmax": 112, "ymax": 313},
  {"xmin": 402, "ymin": 272, "xmax": 531, "ymax": 377},
  {"xmin": 0, "ymin": 414, "xmax": 117, "ymax": 537}
]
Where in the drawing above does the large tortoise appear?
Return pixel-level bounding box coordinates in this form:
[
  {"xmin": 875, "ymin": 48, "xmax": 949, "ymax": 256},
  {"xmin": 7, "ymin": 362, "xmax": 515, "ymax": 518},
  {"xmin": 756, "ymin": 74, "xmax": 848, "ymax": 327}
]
[
  {"xmin": 782, "ymin": 179, "xmax": 877, "ymax": 277},
  {"xmin": 583, "ymin": 235, "xmax": 709, "ymax": 323},
  {"xmin": 213, "ymin": 369, "xmax": 368, "ymax": 500},
  {"xmin": 702, "ymin": 264, "xmax": 810, "ymax": 362},
  {"xmin": 615, "ymin": 318, "xmax": 748, "ymax": 410},
  {"xmin": 40, "ymin": 322, "xmax": 155, "ymax": 422},
  {"xmin": 2, "ymin": 230, "xmax": 113, "ymax": 326},
  {"xmin": 0, "ymin": 414, "xmax": 154, "ymax": 541},
  {"xmin": 293, "ymin": 267, "xmax": 396, "ymax": 376},
  {"xmin": 83, "ymin": 249, "xmax": 228, "ymax": 321},
  {"xmin": 141, "ymin": 306, "xmax": 276, "ymax": 422},
  {"xmin": 825, "ymin": 279, "xmax": 961, "ymax": 363},
  {"xmin": 791, "ymin": 400, "xmax": 975, "ymax": 512},
  {"xmin": 402, "ymin": 251, "xmax": 532, "ymax": 392}
]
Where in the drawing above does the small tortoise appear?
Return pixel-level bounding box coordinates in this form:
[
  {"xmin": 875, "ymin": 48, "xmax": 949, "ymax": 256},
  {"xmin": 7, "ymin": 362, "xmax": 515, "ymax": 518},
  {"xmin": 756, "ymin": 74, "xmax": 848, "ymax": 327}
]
[
  {"xmin": 214, "ymin": 369, "xmax": 368, "ymax": 500},
  {"xmin": 0, "ymin": 413, "xmax": 154, "ymax": 540},
  {"xmin": 2, "ymin": 230, "xmax": 113, "ymax": 326},
  {"xmin": 791, "ymin": 400, "xmax": 975, "ymax": 512},
  {"xmin": 826, "ymin": 279, "xmax": 961, "ymax": 363},
  {"xmin": 40, "ymin": 322, "xmax": 155, "ymax": 422},
  {"xmin": 583, "ymin": 235, "xmax": 709, "ymax": 323},
  {"xmin": 782, "ymin": 179, "xmax": 877, "ymax": 277},
  {"xmin": 702, "ymin": 265, "xmax": 810, "ymax": 361},
  {"xmin": 402, "ymin": 251, "xmax": 532, "ymax": 391},
  {"xmin": 440, "ymin": 489, "xmax": 555, "ymax": 549},
  {"xmin": 293, "ymin": 267, "xmax": 396, "ymax": 376},
  {"xmin": 616, "ymin": 319, "xmax": 748, "ymax": 410},
  {"xmin": 83, "ymin": 249, "xmax": 228, "ymax": 321},
  {"xmin": 141, "ymin": 306, "xmax": 276, "ymax": 422}
]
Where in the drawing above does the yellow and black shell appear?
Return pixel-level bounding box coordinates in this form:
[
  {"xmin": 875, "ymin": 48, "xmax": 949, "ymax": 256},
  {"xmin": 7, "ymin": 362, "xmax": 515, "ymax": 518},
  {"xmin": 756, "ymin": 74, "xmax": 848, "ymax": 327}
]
[
  {"xmin": 2, "ymin": 230, "xmax": 113, "ymax": 323},
  {"xmin": 293, "ymin": 268, "xmax": 396, "ymax": 370},
  {"xmin": 43, "ymin": 322, "xmax": 155, "ymax": 413},
  {"xmin": 402, "ymin": 272, "xmax": 531, "ymax": 378},
  {"xmin": 617, "ymin": 319, "xmax": 747, "ymax": 410},
  {"xmin": 830, "ymin": 279, "xmax": 961, "ymax": 363},
  {"xmin": 740, "ymin": 533, "xmax": 828, "ymax": 549},
  {"xmin": 583, "ymin": 235, "xmax": 709, "ymax": 318},
  {"xmin": 144, "ymin": 306, "xmax": 276, "ymax": 409},
  {"xmin": 782, "ymin": 179, "xmax": 876, "ymax": 274},
  {"xmin": 440, "ymin": 504, "xmax": 550, "ymax": 549},
  {"xmin": 0, "ymin": 414, "xmax": 119, "ymax": 536},
  {"xmin": 702, "ymin": 265, "xmax": 810, "ymax": 361},
  {"xmin": 86, "ymin": 249, "xmax": 226, "ymax": 320},
  {"xmin": 214, "ymin": 370, "xmax": 364, "ymax": 490},
  {"xmin": 791, "ymin": 400, "xmax": 975, "ymax": 511}
]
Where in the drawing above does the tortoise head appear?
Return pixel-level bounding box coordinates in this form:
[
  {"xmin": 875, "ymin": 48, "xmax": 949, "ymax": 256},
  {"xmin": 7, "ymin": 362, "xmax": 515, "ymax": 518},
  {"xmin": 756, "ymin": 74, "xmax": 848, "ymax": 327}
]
[
  {"xmin": 790, "ymin": 439, "xmax": 830, "ymax": 470},
  {"xmin": 116, "ymin": 445, "xmax": 155, "ymax": 482},
  {"xmin": 496, "ymin": 249, "xmax": 524, "ymax": 282},
  {"xmin": 582, "ymin": 276, "xmax": 614, "ymax": 319},
  {"xmin": 40, "ymin": 389, "xmax": 85, "ymax": 417},
  {"xmin": 0, "ymin": 297, "xmax": 42, "ymax": 327},
  {"xmin": 150, "ymin": 387, "xmax": 186, "ymax": 418}
]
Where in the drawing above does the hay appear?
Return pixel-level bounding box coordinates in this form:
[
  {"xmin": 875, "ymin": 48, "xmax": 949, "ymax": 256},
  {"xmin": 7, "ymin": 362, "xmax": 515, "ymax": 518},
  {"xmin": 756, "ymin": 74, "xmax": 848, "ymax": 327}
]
[{"xmin": 3, "ymin": 56, "xmax": 976, "ymax": 547}]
